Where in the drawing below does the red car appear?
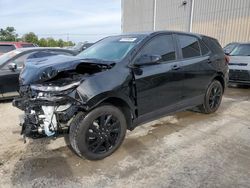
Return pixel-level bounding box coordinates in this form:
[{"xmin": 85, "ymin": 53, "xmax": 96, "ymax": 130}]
[{"xmin": 0, "ymin": 42, "xmax": 37, "ymax": 56}]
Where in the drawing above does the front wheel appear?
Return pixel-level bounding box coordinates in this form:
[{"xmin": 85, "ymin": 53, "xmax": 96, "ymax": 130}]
[
  {"xmin": 198, "ymin": 80, "xmax": 223, "ymax": 114},
  {"xmin": 69, "ymin": 105, "xmax": 127, "ymax": 160}
]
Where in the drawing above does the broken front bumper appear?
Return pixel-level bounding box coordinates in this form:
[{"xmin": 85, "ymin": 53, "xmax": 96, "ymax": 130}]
[{"xmin": 13, "ymin": 92, "xmax": 81, "ymax": 140}]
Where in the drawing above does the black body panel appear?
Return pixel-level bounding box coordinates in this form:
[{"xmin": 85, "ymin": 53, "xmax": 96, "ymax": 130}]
[{"xmin": 12, "ymin": 31, "xmax": 228, "ymax": 138}]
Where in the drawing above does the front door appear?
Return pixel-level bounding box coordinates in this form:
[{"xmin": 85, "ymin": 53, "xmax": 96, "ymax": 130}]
[
  {"xmin": 133, "ymin": 34, "xmax": 183, "ymax": 116},
  {"xmin": 0, "ymin": 53, "xmax": 31, "ymax": 97},
  {"xmin": 0, "ymin": 66, "xmax": 20, "ymax": 97}
]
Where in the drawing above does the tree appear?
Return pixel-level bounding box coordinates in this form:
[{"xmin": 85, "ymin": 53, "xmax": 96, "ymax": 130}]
[
  {"xmin": 1, "ymin": 26, "xmax": 75, "ymax": 47},
  {"xmin": 22, "ymin": 32, "xmax": 38, "ymax": 44},
  {"xmin": 47, "ymin": 37, "xmax": 57, "ymax": 47},
  {"xmin": 63, "ymin": 41, "xmax": 75, "ymax": 47},
  {"xmin": 38, "ymin": 38, "xmax": 47, "ymax": 47},
  {"xmin": 68, "ymin": 41, "xmax": 74, "ymax": 46},
  {"xmin": 0, "ymin": 26, "xmax": 18, "ymax": 41},
  {"xmin": 57, "ymin": 39, "xmax": 64, "ymax": 47}
]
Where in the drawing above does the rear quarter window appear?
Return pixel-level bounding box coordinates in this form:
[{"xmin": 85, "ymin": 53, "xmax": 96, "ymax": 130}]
[
  {"xmin": 199, "ymin": 40, "xmax": 210, "ymax": 55},
  {"xmin": 202, "ymin": 36, "xmax": 224, "ymax": 55},
  {"xmin": 0, "ymin": 45, "xmax": 16, "ymax": 53}
]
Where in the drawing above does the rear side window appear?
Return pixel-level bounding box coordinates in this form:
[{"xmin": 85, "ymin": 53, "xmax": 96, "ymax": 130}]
[
  {"xmin": 21, "ymin": 44, "xmax": 35, "ymax": 48},
  {"xmin": 138, "ymin": 35, "xmax": 176, "ymax": 62},
  {"xmin": 178, "ymin": 35, "xmax": 201, "ymax": 59},
  {"xmin": 0, "ymin": 45, "xmax": 15, "ymax": 53}
]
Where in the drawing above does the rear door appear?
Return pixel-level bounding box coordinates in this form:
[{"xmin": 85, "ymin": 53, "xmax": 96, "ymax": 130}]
[
  {"xmin": 133, "ymin": 34, "xmax": 183, "ymax": 116},
  {"xmin": 176, "ymin": 34, "xmax": 212, "ymax": 100}
]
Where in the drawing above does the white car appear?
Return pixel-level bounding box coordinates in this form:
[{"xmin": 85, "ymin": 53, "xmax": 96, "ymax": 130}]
[{"xmin": 228, "ymin": 43, "xmax": 250, "ymax": 85}]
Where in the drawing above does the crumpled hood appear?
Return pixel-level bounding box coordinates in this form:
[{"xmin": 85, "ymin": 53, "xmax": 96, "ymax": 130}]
[
  {"xmin": 20, "ymin": 55, "xmax": 114, "ymax": 85},
  {"xmin": 228, "ymin": 56, "xmax": 250, "ymax": 71}
]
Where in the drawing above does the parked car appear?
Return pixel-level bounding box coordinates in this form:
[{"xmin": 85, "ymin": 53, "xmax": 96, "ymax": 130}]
[
  {"xmin": 0, "ymin": 42, "xmax": 37, "ymax": 56},
  {"xmin": 228, "ymin": 43, "xmax": 250, "ymax": 85},
  {"xmin": 67, "ymin": 42, "xmax": 94, "ymax": 54},
  {"xmin": 223, "ymin": 42, "xmax": 239, "ymax": 55},
  {"xmin": 13, "ymin": 31, "xmax": 228, "ymax": 160},
  {"xmin": 0, "ymin": 47, "xmax": 77, "ymax": 98}
]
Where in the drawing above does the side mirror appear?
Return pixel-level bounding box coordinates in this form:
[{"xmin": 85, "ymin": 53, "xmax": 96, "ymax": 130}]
[
  {"xmin": 224, "ymin": 50, "xmax": 230, "ymax": 55},
  {"xmin": 134, "ymin": 54, "xmax": 161, "ymax": 66},
  {"xmin": 8, "ymin": 63, "xmax": 17, "ymax": 71}
]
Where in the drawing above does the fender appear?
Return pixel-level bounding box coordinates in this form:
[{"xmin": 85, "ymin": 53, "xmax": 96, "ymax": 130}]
[
  {"xmin": 76, "ymin": 65, "xmax": 136, "ymax": 115},
  {"xmin": 209, "ymin": 72, "xmax": 227, "ymax": 91}
]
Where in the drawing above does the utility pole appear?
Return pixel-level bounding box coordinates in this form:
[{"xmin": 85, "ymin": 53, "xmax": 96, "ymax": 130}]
[{"xmin": 67, "ymin": 33, "xmax": 69, "ymax": 42}]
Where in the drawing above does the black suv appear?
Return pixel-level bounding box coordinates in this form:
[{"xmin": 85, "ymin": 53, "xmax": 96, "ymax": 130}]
[{"xmin": 13, "ymin": 31, "xmax": 228, "ymax": 160}]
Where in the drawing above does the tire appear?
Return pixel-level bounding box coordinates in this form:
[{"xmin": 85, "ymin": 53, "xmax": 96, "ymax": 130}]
[
  {"xmin": 198, "ymin": 80, "xmax": 223, "ymax": 114},
  {"xmin": 69, "ymin": 105, "xmax": 127, "ymax": 160}
]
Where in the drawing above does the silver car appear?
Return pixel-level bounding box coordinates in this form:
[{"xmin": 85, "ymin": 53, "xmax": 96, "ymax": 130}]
[{"xmin": 228, "ymin": 43, "xmax": 250, "ymax": 85}]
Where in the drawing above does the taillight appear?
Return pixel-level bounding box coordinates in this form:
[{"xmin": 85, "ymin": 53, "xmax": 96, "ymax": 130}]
[{"xmin": 225, "ymin": 55, "xmax": 229, "ymax": 65}]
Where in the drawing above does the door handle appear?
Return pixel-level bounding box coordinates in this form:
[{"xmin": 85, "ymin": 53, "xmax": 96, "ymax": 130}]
[{"xmin": 171, "ymin": 64, "xmax": 180, "ymax": 70}]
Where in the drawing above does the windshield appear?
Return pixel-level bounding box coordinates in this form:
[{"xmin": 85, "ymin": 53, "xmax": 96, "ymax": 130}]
[
  {"xmin": 223, "ymin": 43, "xmax": 237, "ymax": 54},
  {"xmin": 77, "ymin": 35, "xmax": 144, "ymax": 61},
  {"xmin": 0, "ymin": 50, "xmax": 21, "ymax": 66},
  {"xmin": 230, "ymin": 44, "xmax": 250, "ymax": 56}
]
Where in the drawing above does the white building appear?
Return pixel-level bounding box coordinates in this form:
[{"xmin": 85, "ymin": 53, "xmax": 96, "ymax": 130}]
[{"xmin": 122, "ymin": 0, "xmax": 250, "ymax": 46}]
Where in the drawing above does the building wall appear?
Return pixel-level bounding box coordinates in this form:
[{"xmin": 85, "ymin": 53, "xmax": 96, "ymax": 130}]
[{"xmin": 122, "ymin": 0, "xmax": 250, "ymax": 46}]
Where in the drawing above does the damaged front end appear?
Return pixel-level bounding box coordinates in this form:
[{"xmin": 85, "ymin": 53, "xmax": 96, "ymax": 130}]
[
  {"xmin": 13, "ymin": 55, "xmax": 114, "ymax": 141},
  {"xmin": 13, "ymin": 81, "xmax": 82, "ymax": 140}
]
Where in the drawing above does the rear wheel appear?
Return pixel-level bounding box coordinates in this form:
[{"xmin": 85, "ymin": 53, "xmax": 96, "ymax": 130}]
[
  {"xmin": 69, "ymin": 105, "xmax": 127, "ymax": 160},
  {"xmin": 198, "ymin": 80, "xmax": 223, "ymax": 114}
]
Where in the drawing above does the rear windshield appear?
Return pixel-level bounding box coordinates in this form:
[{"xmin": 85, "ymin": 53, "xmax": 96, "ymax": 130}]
[
  {"xmin": 21, "ymin": 44, "xmax": 35, "ymax": 48},
  {"xmin": 0, "ymin": 45, "xmax": 16, "ymax": 53},
  {"xmin": 230, "ymin": 44, "xmax": 250, "ymax": 56}
]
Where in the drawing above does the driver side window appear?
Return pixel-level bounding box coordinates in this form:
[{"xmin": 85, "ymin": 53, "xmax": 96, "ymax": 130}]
[{"xmin": 136, "ymin": 34, "xmax": 176, "ymax": 63}]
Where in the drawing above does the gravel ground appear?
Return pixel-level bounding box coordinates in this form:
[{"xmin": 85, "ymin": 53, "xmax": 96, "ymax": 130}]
[{"xmin": 0, "ymin": 86, "xmax": 250, "ymax": 188}]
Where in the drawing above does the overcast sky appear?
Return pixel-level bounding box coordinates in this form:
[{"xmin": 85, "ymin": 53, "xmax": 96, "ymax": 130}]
[{"xmin": 0, "ymin": 0, "xmax": 121, "ymax": 43}]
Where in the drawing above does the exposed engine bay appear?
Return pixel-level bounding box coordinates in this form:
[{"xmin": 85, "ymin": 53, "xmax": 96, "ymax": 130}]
[
  {"xmin": 13, "ymin": 55, "xmax": 114, "ymax": 141},
  {"xmin": 14, "ymin": 83, "xmax": 81, "ymax": 140}
]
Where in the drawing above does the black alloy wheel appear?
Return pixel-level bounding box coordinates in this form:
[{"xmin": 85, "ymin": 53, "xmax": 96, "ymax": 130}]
[
  {"xmin": 86, "ymin": 114, "xmax": 121, "ymax": 154},
  {"xmin": 69, "ymin": 105, "xmax": 127, "ymax": 160},
  {"xmin": 208, "ymin": 84, "xmax": 222, "ymax": 110},
  {"xmin": 198, "ymin": 80, "xmax": 223, "ymax": 114}
]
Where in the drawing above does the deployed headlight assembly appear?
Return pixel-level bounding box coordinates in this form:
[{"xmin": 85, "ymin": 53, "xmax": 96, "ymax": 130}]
[{"xmin": 30, "ymin": 81, "xmax": 81, "ymax": 92}]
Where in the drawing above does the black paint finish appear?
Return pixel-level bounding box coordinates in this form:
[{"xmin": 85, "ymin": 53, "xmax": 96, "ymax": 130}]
[{"xmin": 14, "ymin": 31, "xmax": 228, "ymax": 130}]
